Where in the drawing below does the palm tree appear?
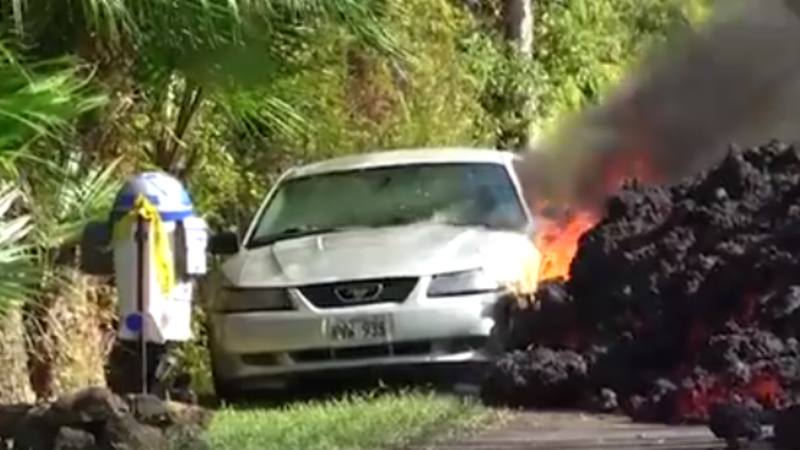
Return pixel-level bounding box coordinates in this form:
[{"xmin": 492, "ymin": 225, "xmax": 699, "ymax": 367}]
[
  {"xmin": 0, "ymin": 44, "xmax": 107, "ymax": 402},
  {"xmin": 3, "ymin": 0, "xmax": 402, "ymax": 176}
]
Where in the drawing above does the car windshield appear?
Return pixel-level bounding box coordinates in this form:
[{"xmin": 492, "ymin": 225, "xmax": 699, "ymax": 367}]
[{"xmin": 247, "ymin": 162, "xmax": 529, "ymax": 247}]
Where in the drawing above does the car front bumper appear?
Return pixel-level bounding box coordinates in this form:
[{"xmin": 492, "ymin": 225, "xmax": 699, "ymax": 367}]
[{"xmin": 208, "ymin": 292, "xmax": 501, "ymax": 388}]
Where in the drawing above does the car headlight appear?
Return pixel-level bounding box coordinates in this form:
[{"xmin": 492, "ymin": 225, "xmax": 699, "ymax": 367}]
[
  {"xmin": 215, "ymin": 287, "xmax": 293, "ymax": 313},
  {"xmin": 427, "ymin": 269, "xmax": 501, "ymax": 297}
]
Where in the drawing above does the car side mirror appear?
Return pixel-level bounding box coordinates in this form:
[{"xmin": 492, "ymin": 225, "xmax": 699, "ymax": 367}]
[{"xmin": 209, "ymin": 231, "xmax": 240, "ymax": 256}]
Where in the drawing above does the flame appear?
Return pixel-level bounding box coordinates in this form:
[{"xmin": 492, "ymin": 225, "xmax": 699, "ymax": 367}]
[
  {"xmin": 505, "ymin": 251, "xmax": 543, "ymax": 302},
  {"xmin": 535, "ymin": 210, "xmax": 597, "ymax": 280},
  {"xmin": 529, "ymin": 127, "xmax": 658, "ymax": 282},
  {"xmin": 531, "ymin": 144, "xmax": 655, "ymax": 282}
]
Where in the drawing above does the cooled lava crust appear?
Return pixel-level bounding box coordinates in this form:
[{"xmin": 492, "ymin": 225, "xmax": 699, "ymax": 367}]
[{"xmin": 482, "ymin": 141, "xmax": 800, "ymax": 424}]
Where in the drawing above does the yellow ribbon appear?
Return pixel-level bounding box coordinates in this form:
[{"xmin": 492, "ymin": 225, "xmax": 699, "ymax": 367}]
[{"xmin": 112, "ymin": 193, "xmax": 175, "ymax": 298}]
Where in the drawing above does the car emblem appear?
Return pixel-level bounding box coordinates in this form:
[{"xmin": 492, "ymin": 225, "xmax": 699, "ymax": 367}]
[{"xmin": 334, "ymin": 283, "xmax": 384, "ymax": 303}]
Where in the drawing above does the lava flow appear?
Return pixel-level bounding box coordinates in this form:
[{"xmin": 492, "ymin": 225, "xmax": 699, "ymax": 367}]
[{"xmin": 486, "ymin": 141, "xmax": 800, "ymax": 425}]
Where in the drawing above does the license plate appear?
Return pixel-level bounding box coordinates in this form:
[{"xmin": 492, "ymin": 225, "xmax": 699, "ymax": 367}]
[{"xmin": 327, "ymin": 315, "xmax": 390, "ymax": 342}]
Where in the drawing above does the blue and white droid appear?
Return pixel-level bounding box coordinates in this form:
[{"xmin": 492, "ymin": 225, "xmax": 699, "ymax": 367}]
[{"xmin": 110, "ymin": 172, "xmax": 208, "ymax": 344}]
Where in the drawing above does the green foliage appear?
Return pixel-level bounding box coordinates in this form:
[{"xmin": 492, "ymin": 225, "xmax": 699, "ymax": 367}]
[
  {"xmin": 474, "ymin": 45, "xmax": 538, "ymax": 150},
  {"xmin": 264, "ymin": 0, "xmax": 499, "ymax": 152},
  {"xmin": 367, "ymin": 0, "xmax": 496, "ymax": 148},
  {"xmin": 0, "ymin": 45, "xmax": 109, "ymax": 317},
  {"xmin": 176, "ymin": 306, "xmax": 213, "ymax": 394},
  {"xmin": 3, "ymin": 0, "xmax": 408, "ymax": 194},
  {"xmin": 22, "ymin": 154, "xmax": 122, "ymax": 254},
  {"xmin": 0, "ymin": 44, "xmax": 105, "ymax": 156},
  {"xmin": 5, "ymin": 0, "xmax": 402, "ymax": 76},
  {"xmin": 532, "ymin": 0, "xmax": 703, "ymax": 135},
  {"xmin": 207, "ymin": 392, "xmax": 493, "ymax": 450},
  {"xmin": 187, "ymin": 0, "xmax": 507, "ymax": 228}
]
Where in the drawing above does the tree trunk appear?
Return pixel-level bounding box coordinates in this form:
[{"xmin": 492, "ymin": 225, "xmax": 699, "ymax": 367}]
[
  {"xmin": 50, "ymin": 272, "xmax": 109, "ymax": 394},
  {"xmin": 502, "ymin": 0, "xmax": 534, "ymax": 57},
  {"xmin": 499, "ymin": 0, "xmax": 536, "ymax": 151},
  {"xmin": 27, "ymin": 268, "xmax": 109, "ymax": 400},
  {"xmin": 0, "ymin": 305, "xmax": 35, "ymax": 403}
]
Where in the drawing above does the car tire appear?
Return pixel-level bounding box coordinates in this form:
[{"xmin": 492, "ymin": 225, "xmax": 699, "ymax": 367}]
[
  {"xmin": 212, "ymin": 371, "xmax": 251, "ymax": 406},
  {"xmin": 207, "ymin": 335, "xmax": 248, "ymax": 405},
  {"xmin": 212, "ymin": 367, "xmax": 239, "ymax": 401}
]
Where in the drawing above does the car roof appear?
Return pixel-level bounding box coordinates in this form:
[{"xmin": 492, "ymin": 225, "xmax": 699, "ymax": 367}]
[{"xmin": 286, "ymin": 147, "xmax": 519, "ymax": 179}]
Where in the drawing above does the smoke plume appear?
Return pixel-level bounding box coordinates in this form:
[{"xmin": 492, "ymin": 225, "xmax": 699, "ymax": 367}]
[{"xmin": 516, "ymin": 0, "xmax": 800, "ymax": 210}]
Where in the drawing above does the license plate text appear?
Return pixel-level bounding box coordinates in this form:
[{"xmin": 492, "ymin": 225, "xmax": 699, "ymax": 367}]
[{"xmin": 327, "ymin": 316, "xmax": 389, "ymax": 341}]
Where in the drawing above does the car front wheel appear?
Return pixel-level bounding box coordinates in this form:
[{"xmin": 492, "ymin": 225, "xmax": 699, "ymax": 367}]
[{"xmin": 211, "ymin": 367, "xmax": 250, "ymax": 405}]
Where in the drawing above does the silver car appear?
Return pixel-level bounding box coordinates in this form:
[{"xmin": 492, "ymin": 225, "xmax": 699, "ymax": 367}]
[{"xmin": 206, "ymin": 148, "xmax": 542, "ymax": 399}]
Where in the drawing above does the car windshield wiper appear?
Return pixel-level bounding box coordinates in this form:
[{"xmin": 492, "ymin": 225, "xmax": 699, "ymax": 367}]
[{"xmin": 246, "ymin": 226, "xmax": 351, "ymax": 248}]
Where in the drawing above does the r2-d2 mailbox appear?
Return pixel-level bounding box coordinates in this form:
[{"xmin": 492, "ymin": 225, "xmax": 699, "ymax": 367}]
[{"xmin": 110, "ymin": 172, "xmax": 208, "ymax": 344}]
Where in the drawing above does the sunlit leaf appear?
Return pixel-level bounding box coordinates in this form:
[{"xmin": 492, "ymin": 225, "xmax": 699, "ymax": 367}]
[{"xmin": 0, "ymin": 187, "xmax": 37, "ymax": 315}]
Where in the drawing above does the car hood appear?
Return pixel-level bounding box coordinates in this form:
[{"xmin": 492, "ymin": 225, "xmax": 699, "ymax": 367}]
[{"xmin": 221, "ymin": 223, "xmax": 537, "ymax": 287}]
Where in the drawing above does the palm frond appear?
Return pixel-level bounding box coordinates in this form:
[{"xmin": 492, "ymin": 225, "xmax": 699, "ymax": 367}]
[
  {"xmin": 4, "ymin": 0, "xmax": 404, "ymax": 174},
  {"xmin": 22, "ymin": 153, "xmax": 123, "ymax": 250},
  {"xmin": 222, "ymin": 93, "xmax": 307, "ymax": 139},
  {"xmin": 0, "ymin": 42, "xmax": 106, "ymax": 151},
  {"xmin": 0, "ymin": 186, "xmax": 38, "ymax": 316},
  {"xmin": 7, "ymin": 0, "xmax": 402, "ymax": 94}
]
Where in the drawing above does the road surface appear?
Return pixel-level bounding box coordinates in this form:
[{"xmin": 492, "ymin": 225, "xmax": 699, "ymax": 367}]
[{"xmin": 410, "ymin": 411, "xmax": 760, "ymax": 450}]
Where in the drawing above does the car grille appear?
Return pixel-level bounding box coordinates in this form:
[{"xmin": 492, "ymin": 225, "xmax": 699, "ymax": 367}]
[
  {"xmin": 290, "ymin": 340, "xmax": 432, "ymax": 362},
  {"xmin": 299, "ymin": 277, "xmax": 418, "ymax": 308},
  {"xmin": 238, "ymin": 337, "xmax": 489, "ymax": 365},
  {"xmin": 288, "ymin": 337, "xmax": 489, "ymax": 363}
]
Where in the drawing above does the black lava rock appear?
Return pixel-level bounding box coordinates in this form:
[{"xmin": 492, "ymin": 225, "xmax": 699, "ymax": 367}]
[
  {"xmin": 483, "ymin": 141, "xmax": 800, "ymax": 423},
  {"xmin": 481, "ymin": 347, "xmax": 588, "ymax": 408},
  {"xmin": 708, "ymin": 400, "xmax": 762, "ymax": 448}
]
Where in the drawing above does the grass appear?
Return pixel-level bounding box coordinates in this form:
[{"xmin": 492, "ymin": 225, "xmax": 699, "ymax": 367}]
[{"xmin": 206, "ymin": 390, "xmax": 503, "ymax": 450}]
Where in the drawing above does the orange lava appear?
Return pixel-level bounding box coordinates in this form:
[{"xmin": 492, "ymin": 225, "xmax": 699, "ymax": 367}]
[
  {"xmin": 535, "ymin": 210, "xmax": 597, "ymax": 280},
  {"xmin": 672, "ymin": 369, "xmax": 784, "ymax": 422}
]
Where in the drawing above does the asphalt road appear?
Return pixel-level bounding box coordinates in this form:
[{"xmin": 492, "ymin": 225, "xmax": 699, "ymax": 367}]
[{"xmin": 410, "ymin": 412, "xmax": 741, "ymax": 450}]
